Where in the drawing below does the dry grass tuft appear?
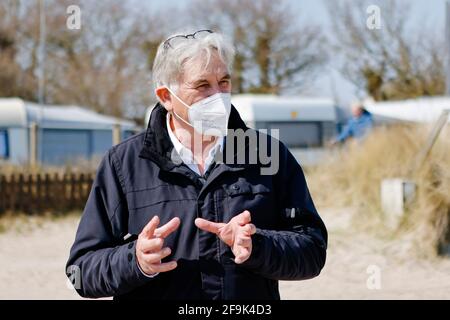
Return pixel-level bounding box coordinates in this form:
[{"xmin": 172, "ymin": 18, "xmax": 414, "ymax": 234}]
[
  {"xmin": 307, "ymin": 124, "xmax": 450, "ymax": 257},
  {"xmin": 0, "ymin": 156, "xmax": 101, "ymax": 176}
]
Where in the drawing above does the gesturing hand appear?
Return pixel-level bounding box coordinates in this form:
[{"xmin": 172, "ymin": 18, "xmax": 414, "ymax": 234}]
[
  {"xmin": 136, "ymin": 215, "xmax": 180, "ymax": 276},
  {"xmin": 195, "ymin": 210, "xmax": 257, "ymax": 264}
]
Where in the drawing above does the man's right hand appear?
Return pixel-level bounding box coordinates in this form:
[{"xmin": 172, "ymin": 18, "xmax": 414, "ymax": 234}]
[{"xmin": 136, "ymin": 215, "xmax": 180, "ymax": 276}]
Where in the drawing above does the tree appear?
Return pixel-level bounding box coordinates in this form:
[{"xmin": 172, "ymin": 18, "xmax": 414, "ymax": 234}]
[
  {"xmin": 326, "ymin": 0, "xmax": 445, "ymax": 101},
  {"xmin": 189, "ymin": 0, "xmax": 328, "ymax": 94},
  {"xmin": 0, "ymin": 0, "xmax": 171, "ymax": 120},
  {"xmin": 43, "ymin": 0, "xmax": 159, "ymax": 118},
  {"xmin": 0, "ymin": 0, "xmax": 36, "ymax": 100}
]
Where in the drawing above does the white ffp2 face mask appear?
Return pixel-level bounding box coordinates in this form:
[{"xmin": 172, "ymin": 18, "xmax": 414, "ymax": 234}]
[{"xmin": 166, "ymin": 87, "xmax": 231, "ymax": 137}]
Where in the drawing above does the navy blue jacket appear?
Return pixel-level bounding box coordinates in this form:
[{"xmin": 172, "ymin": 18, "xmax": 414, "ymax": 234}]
[{"xmin": 66, "ymin": 103, "xmax": 327, "ymax": 300}]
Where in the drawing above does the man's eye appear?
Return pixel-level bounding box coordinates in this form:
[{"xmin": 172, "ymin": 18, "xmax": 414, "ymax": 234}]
[
  {"xmin": 220, "ymin": 80, "xmax": 230, "ymax": 85},
  {"xmin": 197, "ymin": 83, "xmax": 209, "ymax": 89}
]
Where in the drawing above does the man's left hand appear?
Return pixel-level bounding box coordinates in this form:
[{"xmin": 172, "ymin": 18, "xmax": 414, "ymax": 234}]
[{"xmin": 195, "ymin": 210, "xmax": 257, "ymax": 264}]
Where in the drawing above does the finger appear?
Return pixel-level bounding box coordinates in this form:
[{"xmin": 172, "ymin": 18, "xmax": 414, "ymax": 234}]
[
  {"xmin": 150, "ymin": 261, "xmax": 178, "ymax": 273},
  {"xmin": 195, "ymin": 218, "xmax": 225, "ymax": 235},
  {"xmin": 141, "ymin": 215, "xmax": 160, "ymax": 238},
  {"xmin": 242, "ymin": 223, "xmax": 257, "ymax": 236},
  {"xmin": 236, "ymin": 236, "xmax": 252, "ymax": 248},
  {"xmin": 154, "ymin": 217, "xmax": 181, "ymax": 238},
  {"xmin": 139, "ymin": 237, "xmax": 164, "ymax": 253},
  {"xmin": 235, "ymin": 210, "xmax": 251, "ymax": 226},
  {"xmin": 234, "ymin": 247, "xmax": 251, "ymax": 264},
  {"xmin": 142, "ymin": 247, "xmax": 172, "ymax": 264}
]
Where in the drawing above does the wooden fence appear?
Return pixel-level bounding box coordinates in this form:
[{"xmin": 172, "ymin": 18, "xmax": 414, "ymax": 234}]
[{"xmin": 0, "ymin": 173, "xmax": 94, "ymax": 214}]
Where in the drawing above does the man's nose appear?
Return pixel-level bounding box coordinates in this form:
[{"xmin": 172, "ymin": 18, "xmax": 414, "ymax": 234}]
[
  {"xmin": 208, "ymin": 83, "xmax": 228, "ymax": 96},
  {"xmin": 209, "ymin": 85, "xmax": 221, "ymax": 95}
]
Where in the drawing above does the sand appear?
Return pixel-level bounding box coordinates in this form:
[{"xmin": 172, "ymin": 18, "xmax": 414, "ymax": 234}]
[{"xmin": 0, "ymin": 208, "xmax": 449, "ymax": 300}]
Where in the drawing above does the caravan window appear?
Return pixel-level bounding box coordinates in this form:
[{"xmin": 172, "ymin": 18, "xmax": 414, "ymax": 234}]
[
  {"xmin": 0, "ymin": 129, "xmax": 9, "ymax": 159},
  {"xmin": 257, "ymin": 121, "xmax": 322, "ymax": 148},
  {"xmin": 41, "ymin": 129, "xmax": 90, "ymax": 165}
]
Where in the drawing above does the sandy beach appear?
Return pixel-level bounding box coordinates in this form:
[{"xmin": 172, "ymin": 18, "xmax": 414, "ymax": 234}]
[{"xmin": 0, "ymin": 208, "xmax": 449, "ymax": 300}]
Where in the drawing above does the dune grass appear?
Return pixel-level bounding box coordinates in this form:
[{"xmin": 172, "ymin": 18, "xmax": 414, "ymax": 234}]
[
  {"xmin": 306, "ymin": 124, "xmax": 450, "ymax": 257},
  {"xmin": 0, "ymin": 156, "xmax": 101, "ymax": 176}
]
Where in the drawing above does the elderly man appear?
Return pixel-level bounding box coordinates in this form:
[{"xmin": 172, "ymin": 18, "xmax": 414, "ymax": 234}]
[{"xmin": 66, "ymin": 29, "xmax": 327, "ymax": 300}]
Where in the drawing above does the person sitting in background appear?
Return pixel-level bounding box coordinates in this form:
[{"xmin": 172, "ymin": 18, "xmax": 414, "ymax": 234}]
[{"xmin": 332, "ymin": 101, "xmax": 373, "ymax": 145}]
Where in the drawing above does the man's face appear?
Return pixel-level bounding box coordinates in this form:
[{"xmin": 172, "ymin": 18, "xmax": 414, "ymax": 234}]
[{"xmin": 158, "ymin": 51, "xmax": 232, "ymax": 124}]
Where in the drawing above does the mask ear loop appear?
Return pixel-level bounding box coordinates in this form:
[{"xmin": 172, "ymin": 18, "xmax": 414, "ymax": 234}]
[{"xmin": 165, "ymin": 86, "xmax": 194, "ymax": 128}]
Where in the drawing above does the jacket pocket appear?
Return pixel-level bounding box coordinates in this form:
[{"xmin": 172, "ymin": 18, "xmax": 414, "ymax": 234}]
[
  {"xmin": 225, "ymin": 180, "xmax": 271, "ymax": 197},
  {"xmin": 125, "ymin": 184, "xmax": 198, "ymax": 244},
  {"xmin": 126, "ymin": 184, "xmax": 197, "ymax": 210},
  {"xmin": 224, "ymin": 178, "xmax": 278, "ymax": 229}
]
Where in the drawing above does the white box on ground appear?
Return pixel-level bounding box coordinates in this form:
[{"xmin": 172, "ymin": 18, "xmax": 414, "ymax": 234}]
[{"xmin": 381, "ymin": 178, "xmax": 416, "ymax": 228}]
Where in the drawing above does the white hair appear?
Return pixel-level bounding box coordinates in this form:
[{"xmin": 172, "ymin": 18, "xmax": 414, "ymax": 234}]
[{"xmin": 152, "ymin": 29, "xmax": 235, "ymax": 92}]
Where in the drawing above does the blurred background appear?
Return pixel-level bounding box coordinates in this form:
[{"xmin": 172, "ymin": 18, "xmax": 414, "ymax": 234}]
[{"xmin": 0, "ymin": 0, "xmax": 449, "ymax": 299}]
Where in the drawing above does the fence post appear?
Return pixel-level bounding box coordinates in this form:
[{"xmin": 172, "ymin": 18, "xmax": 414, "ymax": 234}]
[
  {"xmin": 0, "ymin": 175, "xmax": 6, "ymax": 213},
  {"xmin": 79, "ymin": 173, "xmax": 85, "ymax": 208},
  {"xmin": 69, "ymin": 173, "xmax": 75, "ymax": 210},
  {"xmin": 412, "ymin": 110, "xmax": 450, "ymax": 173},
  {"xmin": 54, "ymin": 173, "xmax": 62, "ymax": 213},
  {"xmin": 62, "ymin": 173, "xmax": 69, "ymax": 212},
  {"xmin": 9, "ymin": 175, "xmax": 16, "ymax": 212},
  {"xmin": 27, "ymin": 174, "xmax": 32, "ymax": 214},
  {"xmin": 17, "ymin": 174, "xmax": 25, "ymax": 214}
]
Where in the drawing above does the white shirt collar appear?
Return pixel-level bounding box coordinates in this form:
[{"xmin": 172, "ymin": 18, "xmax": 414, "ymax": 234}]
[{"xmin": 166, "ymin": 112, "xmax": 223, "ymax": 175}]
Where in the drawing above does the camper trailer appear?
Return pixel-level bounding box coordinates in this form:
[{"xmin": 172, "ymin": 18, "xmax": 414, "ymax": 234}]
[
  {"xmin": 364, "ymin": 96, "xmax": 450, "ymax": 124},
  {"xmin": 231, "ymin": 94, "xmax": 338, "ymax": 148},
  {"xmin": 0, "ymin": 98, "xmax": 137, "ymax": 165},
  {"xmin": 145, "ymin": 94, "xmax": 338, "ymax": 148}
]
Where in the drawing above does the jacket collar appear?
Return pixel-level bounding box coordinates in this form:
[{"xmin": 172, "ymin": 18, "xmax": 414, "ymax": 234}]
[{"xmin": 139, "ymin": 102, "xmax": 249, "ymax": 172}]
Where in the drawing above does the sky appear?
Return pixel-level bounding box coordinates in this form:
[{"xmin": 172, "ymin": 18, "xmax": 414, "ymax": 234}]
[{"xmin": 146, "ymin": 0, "xmax": 448, "ymax": 108}]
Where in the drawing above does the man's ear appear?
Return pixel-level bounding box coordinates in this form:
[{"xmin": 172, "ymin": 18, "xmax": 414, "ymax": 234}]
[{"xmin": 155, "ymin": 87, "xmax": 172, "ymax": 110}]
